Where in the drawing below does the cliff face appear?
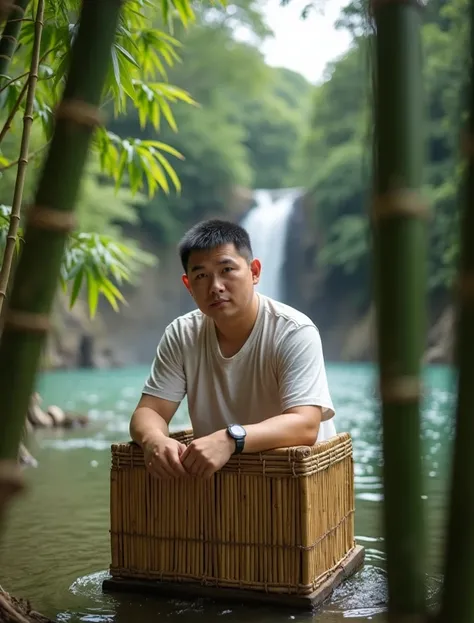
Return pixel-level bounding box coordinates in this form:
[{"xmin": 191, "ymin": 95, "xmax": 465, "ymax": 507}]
[
  {"xmin": 283, "ymin": 196, "xmax": 454, "ymax": 365},
  {"xmin": 47, "ymin": 191, "xmax": 454, "ymax": 368}
]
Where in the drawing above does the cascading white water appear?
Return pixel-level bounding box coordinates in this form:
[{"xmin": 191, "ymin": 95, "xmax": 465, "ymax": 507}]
[{"xmin": 241, "ymin": 189, "xmax": 299, "ymax": 301}]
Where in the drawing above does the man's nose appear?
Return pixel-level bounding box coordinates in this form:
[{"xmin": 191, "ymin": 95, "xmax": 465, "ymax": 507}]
[{"xmin": 209, "ymin": 276, "xmax": 225, "ymax": 293}]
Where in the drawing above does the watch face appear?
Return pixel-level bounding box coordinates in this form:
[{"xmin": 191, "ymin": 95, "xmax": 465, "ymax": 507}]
[{"xmin": 229, "ymin": 424, "xmax": 246, "ymax": 439}]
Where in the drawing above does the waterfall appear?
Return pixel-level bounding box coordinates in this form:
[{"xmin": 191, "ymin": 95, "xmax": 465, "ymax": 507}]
[{"xmin": 241, "ymin": 188, "xmax": 300, "ymax": 302}]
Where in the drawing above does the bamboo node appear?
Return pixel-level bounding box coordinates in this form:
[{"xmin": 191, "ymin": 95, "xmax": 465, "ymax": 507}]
[
  {"xmin": 0, "ymin": 459, "xmax": 24, "ymax": 508},
  {"xmin": 4, "ymin": 309, "xmax": 51, "ymax": 333},
  {"xmin": 380, "ymin": 375, "xmax": 422, "ymax": 403},
  {"xmin": 28, "ymin": 206, "xmax": 77, "ymax": 232},
  {"xmin": 55, "ymin": 99, "xmax": 104, "ymax": 128},
  {"xmin": 373, "ymin": 189, "xmax": 429, "ymax": 221}
]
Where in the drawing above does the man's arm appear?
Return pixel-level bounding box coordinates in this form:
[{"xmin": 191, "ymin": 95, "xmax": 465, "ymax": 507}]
[
  {"xmin": 130, "ymin": 322, "xmax": 186, "ymax": 444},
  {"xmin": 180, "ymin": 405, "xmax": 321, "ymax": 478},
  {"xmin": 197, "ymin": 404, "xmax": 321, "ymax": 464},
  {"xmin": 237, "ymin": 405, "xmax": 321, "ymax": 453},
  {"xmin": 129, "ymin": 394, "xmax": 180, "ymax": 447},
  {"xmin": 130, "ymin": 324, "xmax": 189, "ymax": 479},
  {"xmin": 234, "ymin": 323, "xmax": 333, "ymax": 453}
]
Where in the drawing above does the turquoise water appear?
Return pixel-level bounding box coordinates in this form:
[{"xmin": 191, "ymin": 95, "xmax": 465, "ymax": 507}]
[{"xmin": 0, "ymin": 363, "xmax": 456, "ymax": 622}]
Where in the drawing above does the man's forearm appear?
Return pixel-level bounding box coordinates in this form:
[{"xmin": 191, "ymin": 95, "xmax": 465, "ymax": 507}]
[
  {"xmin": 212, "ymin": 410, "xmax": 321, "ymax": 455},
  {"xmin": 129, "ymin": 407, "xmax": 170, "ymax": 446},
  {"xmin": 242, "ymin": 412, "xmax": 320, "ymax": 453}
]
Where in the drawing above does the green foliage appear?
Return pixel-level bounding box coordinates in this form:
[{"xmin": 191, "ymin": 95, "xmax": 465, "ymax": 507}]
[
  {"xmin": 106, "ymin": 4, "xmax": 313, "ymax": 244},
  {"xmin": 75, "ymin": 157, "xmax": 147, "ymax": 235},
  {"xmin": 300, "ymin": 0, "xmax": 468, "ymax": 294},
  {"xmin": 0, "ymin": 175, "xmax": 156, "ymax": 318},
  {"xmin": 60, "ymin": 233, "xmax": 155, "ymax": 318},
  {"xmin": 0, "ymin": 0, "xmax": 209, "ymax": 315}
]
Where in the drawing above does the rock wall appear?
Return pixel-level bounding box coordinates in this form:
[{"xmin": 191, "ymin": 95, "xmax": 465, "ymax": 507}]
[{"xmin": 283, "ymin": 194, "xmax": 454, "ymax": 364}]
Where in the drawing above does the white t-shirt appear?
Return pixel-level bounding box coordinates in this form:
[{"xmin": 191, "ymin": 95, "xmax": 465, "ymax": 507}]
[{"xmin": 143, "ymin": 294, "xmax": 336, "ymax": 442}]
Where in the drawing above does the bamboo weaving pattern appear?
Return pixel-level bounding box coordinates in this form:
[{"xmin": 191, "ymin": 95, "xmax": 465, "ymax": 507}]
[{"xmin": 108, "ymin": 431, "xmax": 355, "ymax": 596}]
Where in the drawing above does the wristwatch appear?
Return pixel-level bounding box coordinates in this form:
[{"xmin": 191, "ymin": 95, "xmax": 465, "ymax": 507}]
[{"xmin": 226, "ymin": 424, "xmax": 247, "ymax": 455}]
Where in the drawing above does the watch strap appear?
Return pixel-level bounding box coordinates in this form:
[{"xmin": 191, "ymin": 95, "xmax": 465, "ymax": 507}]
[{"xmin": 233, "ymin": 436, "xmax": 245, "ymax": 455}]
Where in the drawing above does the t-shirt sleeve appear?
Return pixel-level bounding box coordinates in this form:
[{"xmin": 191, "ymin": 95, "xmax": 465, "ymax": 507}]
[
  {"xmin": 276, "ymin": 324, "xmax": 335, "ymax": 421},
  {"xmin": 142, "ymin": 324, "xmax": 186, "ymax": 403}
]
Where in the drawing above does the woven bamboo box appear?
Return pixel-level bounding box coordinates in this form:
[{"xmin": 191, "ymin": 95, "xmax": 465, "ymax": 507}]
[{"xmin": 102, "ymin": 430, "xmax": 364, "ymax": 609}]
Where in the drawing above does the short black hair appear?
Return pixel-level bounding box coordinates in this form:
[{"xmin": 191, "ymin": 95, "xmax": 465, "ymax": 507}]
[{"xmin": 178, "ymin": 219, "xmax": 253, "ymax": 272}]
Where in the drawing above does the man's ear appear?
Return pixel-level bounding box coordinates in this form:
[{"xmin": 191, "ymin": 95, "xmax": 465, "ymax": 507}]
[
  {"xmin": 250, "ymin": 258, "xmax": 261, "ymax": 285},
  {"xmin": 182, "ymin": 273, "xmax": 192, "ymax": 294}
]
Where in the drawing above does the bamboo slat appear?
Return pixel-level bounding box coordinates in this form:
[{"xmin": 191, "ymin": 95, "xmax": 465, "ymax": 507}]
[{"xmin": 108, "ymin": 431, "xmax": 356, "ymax": 596}]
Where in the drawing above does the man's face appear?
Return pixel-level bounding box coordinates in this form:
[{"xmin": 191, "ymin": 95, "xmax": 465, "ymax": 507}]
[{"xmin": 182, "ymin": 243, "xmax": 261, "ymax": 320}]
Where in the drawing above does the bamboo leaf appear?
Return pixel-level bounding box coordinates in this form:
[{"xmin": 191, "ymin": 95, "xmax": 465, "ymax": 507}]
[
  {"xmin": 69, "ymin": 266, "xmax": 84, "ymax": 308},
  {"xmin": 140, "ymin": 147, "xmax": 169, "ymax": 194},
  {"xmin": 157, "ymin": 95, "xmax": 177, "ymax": 131},
  {"xmin": 142, "ymin": 140, "xmax": 184, "ymax": 159},
  {"xmin": 99, "ymin": 279, "xmax": 121, "ymax": 312},
  {"xmin": 101, "ymin": 277, "xmax": 127, "ymax": 306},
  {"xmin": 114, "ymin": 42, "xmax": 140, "ymax": 68},
  {"xmin": 150, "ymin": 99, "xmax": 160, "ymax": 130},
  {"xmin": 85, "ymin": 267, "xmax": 100, "ymax": 318},
  {"xmin": 114, "ymin": 149, "xmax": 128, "ymax": 191},
  {"xmin": 153, "ymin": 149, "xmax": 181, "ymax": 192}
]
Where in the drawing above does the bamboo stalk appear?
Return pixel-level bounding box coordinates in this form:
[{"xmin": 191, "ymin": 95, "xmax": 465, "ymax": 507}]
[
  {"xmin": 0, "ymin": 79, "xmax": 26, "ymax": 145},
  {"xmin": 0, "ymin": 0, "xmax": 123, "ymax": 521},
  {"xmin": 370, "ymin": 0, "xmax": 427, "ymax": 618},
  {"xmin": 0, "ymin": 0, "xmax": 44, "ymax": 315},
  {"xmin": 0, "ymin": 0, "xmax": 30, "ymax": 85},
  {"xmin": 439, "ymin": 2, "xmax": 474, "ymax": 619}
]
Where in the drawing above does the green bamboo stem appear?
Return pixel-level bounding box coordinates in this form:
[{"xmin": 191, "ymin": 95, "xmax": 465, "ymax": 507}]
[
  {"xmin": 0, "ymin": 46, "xmax": 63, "ymax": 150},
  {"xmin": 0, "ymin": 0, "xmax": 123, "ymax": 519},
  {"xmin": 0, "ymin": 0, "xmax": 44, "ymax": 316},
  {"xmin": 438, "ymin": 2, "xmax": 474, "ymax": 620},
  {"xmin": 371, "ymin": 0, "xmax": 427, "ymax": 619},
  {"xmin": 0, "ymin": 79, "xmax": 26, "ymax": 143},
  {"xmin": 0, "ymin": 0, "xmax": 30, "ymax": 83}
]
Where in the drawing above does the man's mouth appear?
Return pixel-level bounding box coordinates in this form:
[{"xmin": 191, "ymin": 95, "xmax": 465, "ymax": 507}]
[{"xmin": 210, "ymin": 300, "xmax": 229, "ymax": 307}]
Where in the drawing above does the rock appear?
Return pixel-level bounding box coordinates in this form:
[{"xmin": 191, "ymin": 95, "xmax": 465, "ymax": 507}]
[
  {"xmin": 27, "ymin": 394, "xmax": 53, "ymax": 428},
  {"xmin": 425, "ymin": 305, "xmax": 454, "ymax": 364},
  {"xmin": 18, "ymin": 444, "xmax": 38, "ymax": 469},
  {"xmin": 46, "ymin": 406, "xmax": 66, "ymax": 427},
  {"xmin": 26, "ymin": 394, "xmax": 88, "ymax": 430},
  {"xmin": 341, "ymin": 305, "xmax": 376, "ymax": 362}
]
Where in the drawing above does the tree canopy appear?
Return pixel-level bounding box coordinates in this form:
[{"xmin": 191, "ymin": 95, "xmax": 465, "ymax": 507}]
[{"xmin": 299, "ymin": 0, "xmax": 468, "ymax": 300}]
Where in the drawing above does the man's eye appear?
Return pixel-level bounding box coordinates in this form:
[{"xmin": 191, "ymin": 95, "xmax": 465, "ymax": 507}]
[
  {"xmin": 195, "ymin": 273, "xmax": 205, "ymax": 280},
  {"xmin": 223, "ymin": 267, "xmax": 233, "ymax": 273}
]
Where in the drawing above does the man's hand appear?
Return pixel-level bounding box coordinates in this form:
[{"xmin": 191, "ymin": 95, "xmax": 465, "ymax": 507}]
[
  {"xmin": 143, "ymin": 433, "xmax": 188, "ymax": 480},
  {"xmin": 180, "ymin": 430, "xmax": 234, "ymax": 478}
]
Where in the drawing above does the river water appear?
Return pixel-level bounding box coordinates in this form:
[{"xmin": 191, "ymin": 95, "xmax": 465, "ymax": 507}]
[{"xmin": 0, "ymin": 363, "xmax": 456, "ymax": 622}]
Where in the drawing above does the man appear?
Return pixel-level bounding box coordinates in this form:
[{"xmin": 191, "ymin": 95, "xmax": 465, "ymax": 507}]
[{"xmin": 129, "ymin": 219, "xmax": 336, "ymax": 480}]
